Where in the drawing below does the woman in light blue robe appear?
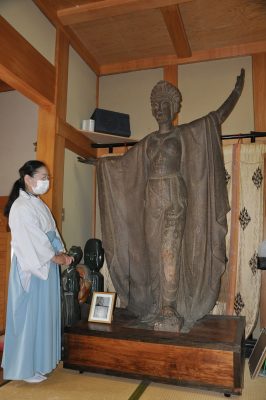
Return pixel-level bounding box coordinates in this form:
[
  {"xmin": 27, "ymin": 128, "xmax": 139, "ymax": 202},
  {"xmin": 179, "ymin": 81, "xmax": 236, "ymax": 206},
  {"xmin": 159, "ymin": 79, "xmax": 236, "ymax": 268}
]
[{"xmin": 1, "ymin": 160, "xmax": 73, "ymax": 383}]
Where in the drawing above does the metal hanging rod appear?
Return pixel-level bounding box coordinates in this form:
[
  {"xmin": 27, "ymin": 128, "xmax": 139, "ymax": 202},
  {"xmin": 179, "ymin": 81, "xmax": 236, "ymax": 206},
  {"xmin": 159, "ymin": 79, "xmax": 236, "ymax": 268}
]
[
  {"xmin": 222, "ymin": 131, "xmax": 266, "ymax": 142},
  {"xmin": 78, "ymin": 131, "xmax": 266, "ymax": 163},
  {"xmin": 90, "ymin": 132, "xmax": 266, "ymax": 149},
  {"xmin": 91, "ymin": 141, "xmax": 138, "ymax": 153}
]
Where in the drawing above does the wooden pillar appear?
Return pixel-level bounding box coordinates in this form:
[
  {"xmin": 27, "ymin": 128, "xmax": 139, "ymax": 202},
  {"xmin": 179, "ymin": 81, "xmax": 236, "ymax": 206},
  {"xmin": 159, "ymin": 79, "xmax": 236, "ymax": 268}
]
[
  {"xmin": 262, "ymin": 154, "xmax": 266, "ymax": 329},
  {"xmin": 0, "ymin": 16, "xmax": 55, "ymax": 107},
  {"xmin": 163, "ymin": 65, "xmax": 178, "ymax": 86},
  {"xmin": 92, "ymin": 75, "xmax": 100, "ymax": 237},
  {"xmin": 53, "ymin": 28, "xmax": 69, "ymax": 231},
  {"xmin": 163, "ymin": 65, "xmax": 179, "ymax": 125},
  {"xmin": 226, "ymin": 144, "xmax": 241, "ymax": 315},
  {"xmin": 252, "ymin": 53, "xmax": 266, "ymax": 328},
  {"xmin": 253, "ymin": 54, "xmax": 266, "ymax": 131},
  {"xmin": 36, "ymin": 106, "xmax": 57, "ymax": 210},
  {"xmin": 37, "ymin": 28, "xmax": 69, "ymax": 231}
]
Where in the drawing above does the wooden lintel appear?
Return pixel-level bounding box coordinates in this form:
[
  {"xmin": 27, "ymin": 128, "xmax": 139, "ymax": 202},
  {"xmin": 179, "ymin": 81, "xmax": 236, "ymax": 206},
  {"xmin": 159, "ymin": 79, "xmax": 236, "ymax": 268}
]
[
  {"xmin": 0, "ymin": 80, "xmax": 14, "ymax": 93},
  {"xmin": 57, "ymin": 0, "xmax": 192, "ymax": 26},
  {"xmin": 32, "ymin": 0, "xmax": 100, "ymax": 75},
  {"xmin": 160, "ymin": 5, "xmax": 191, "ymax": 58},
  {"xmin": 100, "ymin": 39, "xmax": 266, "ymax": 76},
  {"xmin": 0, "ymin": 16, "xmax": 55, "ymax": 107},
  {"xmin": 57, "ymin": 119, "xmax": 98, "ymax": 159}
]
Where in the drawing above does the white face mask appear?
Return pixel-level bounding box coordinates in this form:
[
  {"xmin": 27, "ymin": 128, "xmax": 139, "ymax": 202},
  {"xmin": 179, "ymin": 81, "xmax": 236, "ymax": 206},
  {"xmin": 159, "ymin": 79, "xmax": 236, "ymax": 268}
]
[{"xmin": 32, "ymin": 179, "xmax": 50, "ymax": 195}]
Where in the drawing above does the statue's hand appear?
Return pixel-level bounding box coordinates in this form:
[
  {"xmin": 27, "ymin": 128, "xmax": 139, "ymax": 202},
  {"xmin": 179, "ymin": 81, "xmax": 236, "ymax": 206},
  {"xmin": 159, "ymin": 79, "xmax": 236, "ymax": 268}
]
[
  {"xmin": 235, "ymin": 68, "xmax": 245, "ymax": 95},
  {"xmin": 215, "ymin": 68, "xmax": 246, "ymax": 123}
]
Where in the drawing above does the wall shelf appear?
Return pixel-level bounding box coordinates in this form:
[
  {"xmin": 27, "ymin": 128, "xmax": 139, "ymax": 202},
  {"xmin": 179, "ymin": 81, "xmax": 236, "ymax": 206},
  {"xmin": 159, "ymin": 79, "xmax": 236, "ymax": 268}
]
[{"xmin": 80, "ymin": 130, "xmax": 138, "ymax": 153}]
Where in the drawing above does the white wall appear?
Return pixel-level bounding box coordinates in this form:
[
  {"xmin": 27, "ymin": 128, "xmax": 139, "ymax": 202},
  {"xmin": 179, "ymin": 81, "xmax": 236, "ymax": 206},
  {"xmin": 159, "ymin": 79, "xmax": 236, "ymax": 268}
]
[
  {"xmin": 62, "ymin": 46, "xmax": 97, "ymax": 253},
  {"xmin": 179, "ymin": 57, "xmax": 254, "ymax": 134},
  {"xmin": 66, "ymin": 46, "xmax": 97, "ymax": 129},
  {"xmin": 0, "ymin": 91, "xmax": 37, "ymax": 196},
  {"xmin": 99, "ymin": 57, "xmax": 254, "ymax": 141},
  {"xmin": 62, "ymin": 150, "xmax": 94, "ymax": 254},
  {"xmin": 99, "ymin": 68, "xmax": 163, "ymax": 140}
]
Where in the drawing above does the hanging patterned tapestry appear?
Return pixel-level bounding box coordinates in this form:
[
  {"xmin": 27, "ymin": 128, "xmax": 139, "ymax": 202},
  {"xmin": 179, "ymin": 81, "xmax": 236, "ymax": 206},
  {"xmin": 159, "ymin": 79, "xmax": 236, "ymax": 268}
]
[
  {"xmin": 213, "ymin": 143, "xmax": 266, "ymax": 338},
  {"xmin": 236, "ymin": 144, "xmax": 264, "ymax": 337}
]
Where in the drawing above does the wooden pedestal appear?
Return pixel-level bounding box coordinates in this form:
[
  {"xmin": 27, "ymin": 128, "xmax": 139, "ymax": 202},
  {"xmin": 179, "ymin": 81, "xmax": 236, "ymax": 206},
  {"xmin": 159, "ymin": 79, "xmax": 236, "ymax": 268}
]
[{"xmin": 63, "ymin": 310, "xmax": 245, "ymax": 396}]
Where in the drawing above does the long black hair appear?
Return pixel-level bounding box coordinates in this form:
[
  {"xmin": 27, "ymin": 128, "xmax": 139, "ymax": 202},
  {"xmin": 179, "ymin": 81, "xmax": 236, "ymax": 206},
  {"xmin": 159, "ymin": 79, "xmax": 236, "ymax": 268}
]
[{"xmin": 4, "ymin": 160, "xmax": 46, "ymax": 217}]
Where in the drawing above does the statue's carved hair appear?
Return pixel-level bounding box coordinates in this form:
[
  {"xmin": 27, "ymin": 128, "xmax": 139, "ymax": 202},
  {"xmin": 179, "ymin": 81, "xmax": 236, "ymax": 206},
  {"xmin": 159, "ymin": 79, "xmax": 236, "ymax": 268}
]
[{"xmin": 150, "ymin": 80, "xmax": 182, "ymax": 110}]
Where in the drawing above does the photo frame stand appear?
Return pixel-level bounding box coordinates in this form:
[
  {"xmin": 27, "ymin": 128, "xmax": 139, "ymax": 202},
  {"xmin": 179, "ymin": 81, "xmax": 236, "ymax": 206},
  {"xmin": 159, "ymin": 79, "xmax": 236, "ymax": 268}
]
[{"xmin": 249, "ymin": 327, "xmax": 266, "ymax": 378}]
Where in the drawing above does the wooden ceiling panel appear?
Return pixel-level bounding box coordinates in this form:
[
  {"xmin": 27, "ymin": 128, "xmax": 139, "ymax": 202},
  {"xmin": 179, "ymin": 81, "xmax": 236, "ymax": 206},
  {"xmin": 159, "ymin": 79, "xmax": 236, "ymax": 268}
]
[
  {"xmin": 45, "ymin": 0, "xmax": 101, "ymax": 12},
  {"xmin": 57, "ymin": 0, "xmax": 192, "ymax": 25},
  {"xmin": 34, "ymin": 0, "xmax": 266, "ymax": 75},
  {"xmin": 72, "ymin": 9, "xmax": 176, "ymax": 64},
  {"xmin": 179, "ymin": 0, "xmax": 266, "ymax": 51}
]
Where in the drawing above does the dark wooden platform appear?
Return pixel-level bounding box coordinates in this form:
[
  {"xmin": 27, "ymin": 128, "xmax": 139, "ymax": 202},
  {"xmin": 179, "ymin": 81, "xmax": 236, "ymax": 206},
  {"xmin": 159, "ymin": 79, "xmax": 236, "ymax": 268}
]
[{"xmin": 63, "ymin": 309, "xmax": 245, "ymax": 396}]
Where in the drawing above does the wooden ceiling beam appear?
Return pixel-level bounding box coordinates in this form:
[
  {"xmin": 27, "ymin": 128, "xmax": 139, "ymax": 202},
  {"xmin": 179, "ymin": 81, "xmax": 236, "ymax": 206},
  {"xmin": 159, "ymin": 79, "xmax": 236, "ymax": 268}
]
[
  {"xmin": 0, "ymin": 16, "xmax": 55, "ymax": 107},
  {"xmin": 0, "ymin": 80, "xmax": 14, "ymax": 93},
  {"xmin": 57, "ymin": 0, "xmax": 192, "ymax": 26},
  {"xmin": 160, "ymin": 5, "xmax": 191, "ymax": 58},
  {"xmin": 32, "ymin": 0, "xmax": 100, "ymax": 75},
  {"xmin": 100, "ymin": 39, "xmax": 266, "ymax": 75}
]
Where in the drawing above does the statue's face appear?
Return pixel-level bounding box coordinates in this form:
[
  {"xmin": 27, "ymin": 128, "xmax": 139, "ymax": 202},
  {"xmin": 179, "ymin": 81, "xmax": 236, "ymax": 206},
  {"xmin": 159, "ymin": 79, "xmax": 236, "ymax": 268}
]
[
  {"xmin": 84, "ymin": 239, "xmax": 104, "ymax": 271},
  {"xmin": 152, "ymin": 99, "xmax": 173, "ymax": 124}
]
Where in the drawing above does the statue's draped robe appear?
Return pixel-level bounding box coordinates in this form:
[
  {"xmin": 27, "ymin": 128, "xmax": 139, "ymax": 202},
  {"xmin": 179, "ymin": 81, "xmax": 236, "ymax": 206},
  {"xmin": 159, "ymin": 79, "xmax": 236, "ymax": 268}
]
[{"xmin": 97, "ymin": 112, "xmax": 230, "ymax": 328}]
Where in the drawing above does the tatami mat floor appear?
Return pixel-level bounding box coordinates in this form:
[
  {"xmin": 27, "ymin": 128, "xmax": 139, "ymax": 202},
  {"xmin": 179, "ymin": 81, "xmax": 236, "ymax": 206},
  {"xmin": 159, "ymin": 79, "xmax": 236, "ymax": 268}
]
[{"xmin": 0, "ymin": 360, "xmax": 265, "ymax": 400}]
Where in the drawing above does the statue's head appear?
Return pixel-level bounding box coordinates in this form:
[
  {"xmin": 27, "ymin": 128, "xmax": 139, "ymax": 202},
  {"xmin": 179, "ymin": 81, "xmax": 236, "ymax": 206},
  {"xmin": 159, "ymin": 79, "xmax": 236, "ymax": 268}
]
[
  {"xmin": 68, "ymin": 246, "xmax": 83, "ymax": 267},
  {"xmin": 150, "ymin": 80, "xmax": 182, "ymax": 124},
  {"xmin": 84, "ymin": 238, "xmax": 104, "ymax": 272}
]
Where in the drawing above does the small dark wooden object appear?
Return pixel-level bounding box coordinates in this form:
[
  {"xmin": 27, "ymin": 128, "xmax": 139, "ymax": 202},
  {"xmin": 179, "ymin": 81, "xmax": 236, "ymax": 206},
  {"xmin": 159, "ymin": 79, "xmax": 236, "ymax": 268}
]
[{"xmin": 63, "ymin": 309, "xmax": 245, "ymax": 396}]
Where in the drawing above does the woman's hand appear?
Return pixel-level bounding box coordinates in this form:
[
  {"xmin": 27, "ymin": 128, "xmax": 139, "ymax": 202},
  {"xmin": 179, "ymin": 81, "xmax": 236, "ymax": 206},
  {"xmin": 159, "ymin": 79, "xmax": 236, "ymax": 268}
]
[{"xmin": 52, "ymin": 252, "xmax": 74, "ymax": 266}]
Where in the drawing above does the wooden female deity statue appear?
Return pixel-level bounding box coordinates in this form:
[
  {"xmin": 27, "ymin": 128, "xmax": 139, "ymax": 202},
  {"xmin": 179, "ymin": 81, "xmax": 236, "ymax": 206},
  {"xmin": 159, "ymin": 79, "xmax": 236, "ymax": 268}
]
[{"xmin": 96, "ymin": 69, "xmax": 245, "ymax": 332}]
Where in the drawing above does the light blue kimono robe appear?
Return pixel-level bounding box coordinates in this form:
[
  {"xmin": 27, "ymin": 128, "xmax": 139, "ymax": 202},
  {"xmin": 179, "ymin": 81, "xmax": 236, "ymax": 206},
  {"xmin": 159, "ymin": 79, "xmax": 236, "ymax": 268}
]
[{"xmin": 1, "ymin": 190, "xmax": 64, "ymax": 380}]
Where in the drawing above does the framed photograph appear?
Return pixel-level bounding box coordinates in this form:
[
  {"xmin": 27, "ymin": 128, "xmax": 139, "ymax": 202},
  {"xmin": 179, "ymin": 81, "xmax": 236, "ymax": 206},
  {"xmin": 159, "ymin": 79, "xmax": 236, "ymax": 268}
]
[
  {"xmin": 249, "ymin": 328, "xmax": 266, "ymax": 379},
  {"xmin": 88, "ymin": 292, "xmax": 116, "ymax": 324},
  {"xmin": 259, "ymin": 359, "xmax": 266, "ymax": 377}
]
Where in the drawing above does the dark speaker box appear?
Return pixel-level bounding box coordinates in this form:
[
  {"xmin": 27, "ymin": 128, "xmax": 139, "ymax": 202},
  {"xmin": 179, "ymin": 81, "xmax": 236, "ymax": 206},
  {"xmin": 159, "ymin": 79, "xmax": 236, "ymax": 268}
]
[{"xmin": 91, "ymin": 108, "xmax": 131, "ymax": 138}]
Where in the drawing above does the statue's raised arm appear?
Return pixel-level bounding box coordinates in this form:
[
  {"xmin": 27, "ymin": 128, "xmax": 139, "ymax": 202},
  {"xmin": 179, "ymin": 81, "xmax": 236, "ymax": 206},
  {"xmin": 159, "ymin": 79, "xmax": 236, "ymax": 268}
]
[{"xmin": 215, "ymin": 68, "xmax": 245, "ymax": 124}]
